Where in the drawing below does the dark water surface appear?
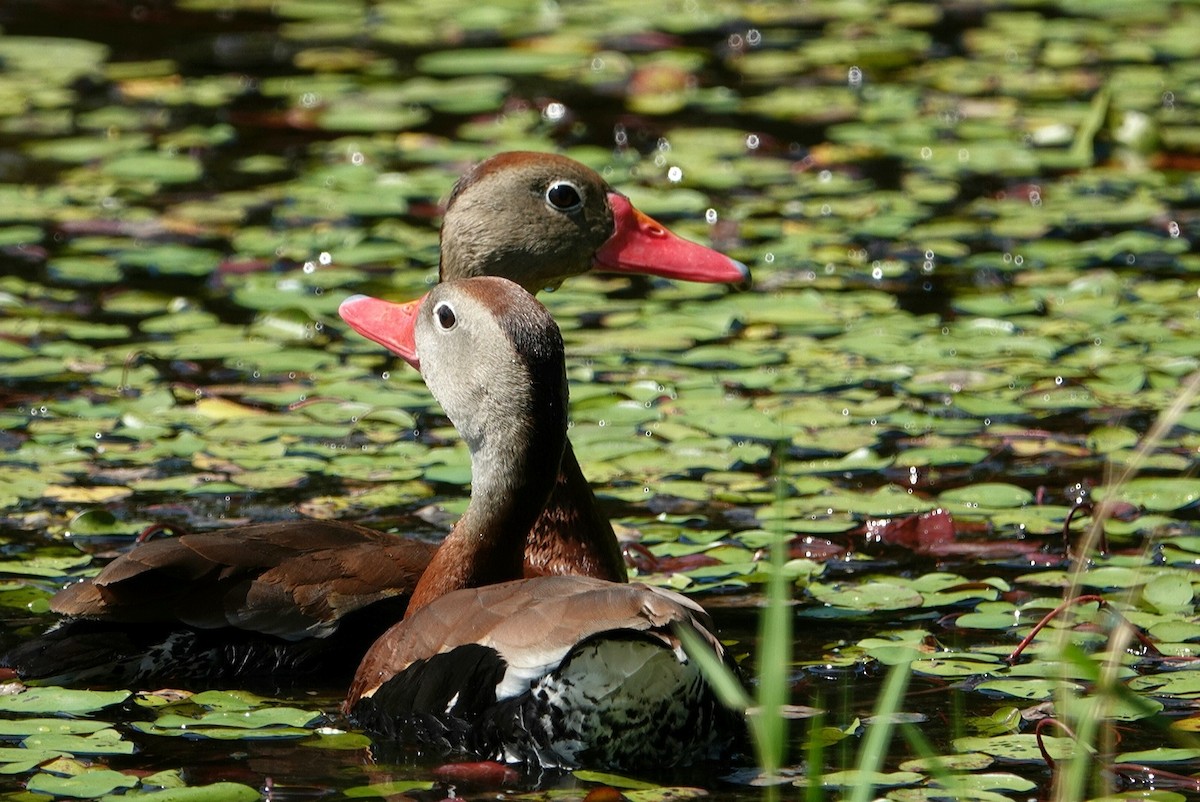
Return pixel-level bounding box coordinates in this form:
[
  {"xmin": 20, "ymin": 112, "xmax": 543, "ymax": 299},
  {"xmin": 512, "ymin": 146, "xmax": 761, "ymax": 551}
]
[{"xmin": 2, "ymin": 0, "xmax": 1200, "ymax": 799}]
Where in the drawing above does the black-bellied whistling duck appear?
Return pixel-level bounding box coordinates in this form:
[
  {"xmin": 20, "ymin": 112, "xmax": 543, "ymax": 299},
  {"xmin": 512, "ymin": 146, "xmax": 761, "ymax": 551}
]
[
  {"xmin": 3, "ymin": 152, "xmax": 749, "ymax": 688},
  {"xmin": 340, "ymin": 278, "xmax": 742, "ymax": 770}
]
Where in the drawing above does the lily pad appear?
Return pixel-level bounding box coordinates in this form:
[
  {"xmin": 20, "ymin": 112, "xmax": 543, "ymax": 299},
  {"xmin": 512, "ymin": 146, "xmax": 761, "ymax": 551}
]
[{"xmin": 0, "ymin": 688, "xmax": 130, "ymax": 715}]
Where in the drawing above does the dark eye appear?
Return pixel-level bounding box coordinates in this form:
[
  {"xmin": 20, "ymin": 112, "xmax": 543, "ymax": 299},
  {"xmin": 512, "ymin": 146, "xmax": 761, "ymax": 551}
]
[
  {"xmin": 545, "ymin": 181, "xmax": 583, "ymax": 211},
  {"xmin": 433, "ymin": 302, "xmax": 457, "ymax": 330}
]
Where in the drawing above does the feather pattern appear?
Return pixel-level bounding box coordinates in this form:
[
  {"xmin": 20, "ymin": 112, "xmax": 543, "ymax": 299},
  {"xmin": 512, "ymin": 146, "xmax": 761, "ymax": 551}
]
[{"xmin": 348, "ymin": 576, "xmax": 742, "ymax": 769}]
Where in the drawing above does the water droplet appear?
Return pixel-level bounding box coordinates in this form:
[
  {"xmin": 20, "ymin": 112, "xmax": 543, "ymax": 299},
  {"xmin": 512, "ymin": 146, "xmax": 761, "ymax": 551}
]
[
  {"xmin": 543, "ymin": 102, "xmax": 566, "ymax": 122},
  {"xmin": 381, "ymin": 371, "xmax": 390, "ymax": 380},
  {"xmin": 705, "ymin": 208, "xmax": 718, "ymax": 224},
  {"xmin": 920, "ymin": 146, "xmax": 932, "ymax": 160},
  {"xmin": 1168, "ymin": 221, "xmax": 1180, "ymax": 238},
  {"xmin": 351, "ymin": 151, "xmax": 364, "ymax": 166},
  {"xmin": 667, "ymin": 166, "xmax": 683, "ymax": 183},
  {"xmin": 746, "ymin": 28, "xmax": 761, "ymax": 46},
  {"xmin": 745, "ymin": 133, "xmax": 760, "ymax": 150},
  {"xmin": 764, "ymin": 252, "xmax": 775, "ymax": 264},
  {"xmin": 94, "ymin": 432, "xmax": 102, "ymax": 439},
  {"xmin": 847, "ymin": 65, "xmax": 862, "ymax": 88}
]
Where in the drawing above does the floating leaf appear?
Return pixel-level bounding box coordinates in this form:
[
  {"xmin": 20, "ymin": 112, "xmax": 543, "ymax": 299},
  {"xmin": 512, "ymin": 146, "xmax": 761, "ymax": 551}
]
[
  {"xmin": 1096, "ymin": 478, "xmax": 1200, "ymax": 512},
  {"xmin": 26, "ymin": 768, "xmax": 138, "ymax": 798},
  {"xmin": 952, "ymin": 734, "xmax": 1076, "ymax": 762},
  {"xmin": 106, "ymin": 782, "xmax": 262, "ymax": 801},
  {"xmin": 0, "ymin": 688, "xmax": 130, "ymax": 715},
  {"xmin": 809, "ymin": 581, "xmax": 924, "ymax": 612}
]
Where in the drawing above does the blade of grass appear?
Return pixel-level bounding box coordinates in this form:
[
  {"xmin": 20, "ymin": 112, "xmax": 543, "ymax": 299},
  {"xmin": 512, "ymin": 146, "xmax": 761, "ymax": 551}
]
[
  {"xmin": 675, "ymin": 625, "xmax": 751, "ymax": 711},
  {"xmin": 675, "ymin": 440, "xmax": 794, "ymax": 780},
  {"xmin": 804, "ymin": 696, "xmax": 825, "ymax": 802},
  {"xmin": 1052, "ymin": 369, "xmax": 1200, "ymax": 802},
  {"xmin": 754, "ymin": 462, "xmax": 793, "ymax": 777},
  {"xmin": 848, "ymin": 655, "xmax": 914, "ymax": 802}
]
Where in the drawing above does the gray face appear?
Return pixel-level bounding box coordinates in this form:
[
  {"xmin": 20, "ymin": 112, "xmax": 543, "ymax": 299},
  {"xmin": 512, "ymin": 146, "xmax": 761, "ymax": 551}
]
[{"xmin": 412, "ymin": 277, "xmax": 568, "ymax": 500}]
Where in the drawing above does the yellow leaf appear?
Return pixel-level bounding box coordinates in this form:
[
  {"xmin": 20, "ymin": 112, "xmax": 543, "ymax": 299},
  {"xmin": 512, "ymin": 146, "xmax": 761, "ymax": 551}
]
[
  {"xmin": 193, "ymin": 397, "xmax": 266, "ymax": 421},
  {"xmin": 43, "ymin": 486, "xmax": 133, "ymax": 503}
]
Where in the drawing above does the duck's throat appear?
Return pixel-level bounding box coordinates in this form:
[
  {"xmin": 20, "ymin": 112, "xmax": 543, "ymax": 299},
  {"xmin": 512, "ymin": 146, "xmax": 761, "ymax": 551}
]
[{"xmin": 407, "ymin": 423, "xmax": 565, "ymax": 613}]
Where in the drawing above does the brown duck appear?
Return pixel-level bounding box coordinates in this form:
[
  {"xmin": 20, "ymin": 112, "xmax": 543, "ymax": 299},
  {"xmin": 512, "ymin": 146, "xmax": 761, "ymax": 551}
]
[
  {"xmin": 341, "ymin": 278, "xmax": 743, "ymax": 770},
  {"xmin": 4, "ymin": 152, "xmax": 748, "ymax": 687}
]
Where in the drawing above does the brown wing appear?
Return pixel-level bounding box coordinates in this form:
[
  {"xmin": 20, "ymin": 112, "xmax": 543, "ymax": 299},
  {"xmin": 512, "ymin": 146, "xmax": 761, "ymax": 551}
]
[
  {"xmin": 347, "ymin": 575, "xmax": 721, "ymax": 706},
  {"xmin": 51, "ymin": 520, "xmax": 437, "ymax": 640}
]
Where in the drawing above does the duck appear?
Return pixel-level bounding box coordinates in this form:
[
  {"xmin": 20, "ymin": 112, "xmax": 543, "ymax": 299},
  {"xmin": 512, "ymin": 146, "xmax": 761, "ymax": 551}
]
[
  {"xmin": 340, "ymin": 277, "xmax": 743, "ymax": 770},
  {"xmin": 4, "ymin": 151, "xmax": 749, "ymax": 688}
]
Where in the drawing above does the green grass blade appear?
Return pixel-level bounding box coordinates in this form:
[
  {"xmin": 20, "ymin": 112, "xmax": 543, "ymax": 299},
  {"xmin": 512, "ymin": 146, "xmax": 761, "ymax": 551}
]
[
  {"xmin": 849, "ymin": 655, "xmax": 914, "ymax": 802},
  {"xmin": 753, "ymin": 463, "xmax": 794, "ymax": 777},
  {"xmin": 674, "ymin": 624, "xmax": 752, "ymax": 712}
]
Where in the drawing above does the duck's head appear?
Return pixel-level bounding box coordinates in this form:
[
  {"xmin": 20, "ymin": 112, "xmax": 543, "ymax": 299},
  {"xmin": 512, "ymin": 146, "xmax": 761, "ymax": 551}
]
[{"xmin": 439, "ymin": 151, "xmax": 750, "ymax": 292}]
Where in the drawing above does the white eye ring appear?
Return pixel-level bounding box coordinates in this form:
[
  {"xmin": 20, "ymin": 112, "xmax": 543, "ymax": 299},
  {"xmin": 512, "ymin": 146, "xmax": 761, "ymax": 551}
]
[
  {"xmin": 545, "ymin": 180, "xmax": 584, "ymax": 212},
  {"xmin": 433, "ymin": 301, "xmax": 457, "ymax": 331}
]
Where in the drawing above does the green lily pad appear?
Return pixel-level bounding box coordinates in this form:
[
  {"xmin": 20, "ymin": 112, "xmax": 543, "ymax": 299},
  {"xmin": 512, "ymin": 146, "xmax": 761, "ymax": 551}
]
[
  {"xmin": 416, "ymin": 48, "xmax": 582, "ymax": 76},
  {"xmin": 952, "ymin": 734, "xmax": 1076, "ymax": 762},
  {"xmin": 937, "ymin": 483, "xmax": 1034, "ymax": 509},
  {"xmin": 27, "ymin": 768, "xmax": 138, "ymax": 798},
  {"xmin": 24, "ymin": 729, "xmax": 134, "ymax": 756},
  {"xmin": 344, "ymin": 780, "xmax": 437, "ymax": 797},
  {"xmin": 0, "ymin": 688, "xmax": 130, "ymax": 715},
  {"xmin": 809, "ymin": 581, "xmax": 924, "ymax": 612},
  {"xmin": 102, "ymin": 782, "xmax": 262, "ymax": 801},
  {"xmin": 102, "ymin": 153, "xmax": 204, "ymax": 184},
  {"xmin": 1096, "ymin": 478, "xmax": 1200, "ymax": 511}
]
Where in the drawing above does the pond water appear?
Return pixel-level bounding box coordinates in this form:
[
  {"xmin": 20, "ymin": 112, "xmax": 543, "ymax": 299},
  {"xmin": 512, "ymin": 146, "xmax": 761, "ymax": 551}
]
[{"xmin": 1, "ymin": 0, "xmax": 1200, "ymax": 799}]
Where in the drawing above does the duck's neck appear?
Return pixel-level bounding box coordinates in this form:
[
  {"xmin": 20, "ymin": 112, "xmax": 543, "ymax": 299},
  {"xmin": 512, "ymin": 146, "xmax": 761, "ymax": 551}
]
[
  {"xmin": 524, "ymin": 442, "xmax": 627, "ymax": 583},
  {"xmin": 407, "ymin": 390, "xmax": 567, "ymax": 614}
]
